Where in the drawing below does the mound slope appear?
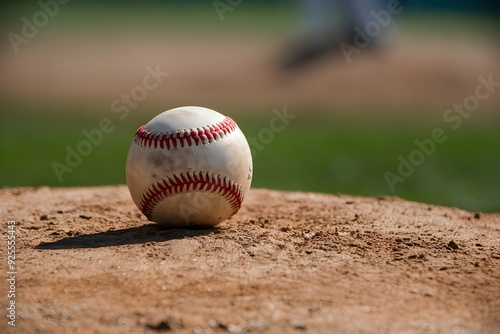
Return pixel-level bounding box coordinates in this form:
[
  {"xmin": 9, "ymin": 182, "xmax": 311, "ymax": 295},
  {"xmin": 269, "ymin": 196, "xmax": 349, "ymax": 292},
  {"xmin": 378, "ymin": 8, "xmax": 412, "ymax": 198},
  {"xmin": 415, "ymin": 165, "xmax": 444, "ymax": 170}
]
[{"xmin": 0, "ymin": 186, "xmax": 499, "ymax": 333}]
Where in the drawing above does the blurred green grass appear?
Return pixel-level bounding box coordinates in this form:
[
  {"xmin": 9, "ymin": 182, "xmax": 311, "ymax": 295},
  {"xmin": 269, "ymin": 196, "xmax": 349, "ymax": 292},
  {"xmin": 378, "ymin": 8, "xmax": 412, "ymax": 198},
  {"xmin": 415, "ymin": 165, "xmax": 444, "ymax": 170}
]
[
  {"xmin": 1, "ymin": 3, "xmax": 296, "ymax": 32},
  {"xmin": 2, "ymin": 3, "xmax": 498, "ymax": 36},
  {"xmin": 1, "ymin": 102, "xmax": 498, "ymax": 212}
]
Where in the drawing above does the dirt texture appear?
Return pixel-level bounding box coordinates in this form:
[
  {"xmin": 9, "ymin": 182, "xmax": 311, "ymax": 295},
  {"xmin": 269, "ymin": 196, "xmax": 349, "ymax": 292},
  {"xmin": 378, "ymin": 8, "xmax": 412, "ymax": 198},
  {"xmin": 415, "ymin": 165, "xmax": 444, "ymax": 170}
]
[
  {"xmin": 1, "ymin": 186, "xmax": 499, "ymax": 334},
  {"xmin": 1, "ymin": 32, "xmax": 499, "ymax": 110}
]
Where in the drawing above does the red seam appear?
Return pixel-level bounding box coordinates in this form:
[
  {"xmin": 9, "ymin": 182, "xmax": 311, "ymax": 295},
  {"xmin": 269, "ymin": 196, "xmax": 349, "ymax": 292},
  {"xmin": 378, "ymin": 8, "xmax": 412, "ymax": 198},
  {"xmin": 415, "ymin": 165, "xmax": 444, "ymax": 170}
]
[
  {"xmin": 139, "ymin": 172, "xmax": 244, "ymax": 221},
  {"xmin": 134, "ymin": 117, "xmax": 238, "ymax": 149}
]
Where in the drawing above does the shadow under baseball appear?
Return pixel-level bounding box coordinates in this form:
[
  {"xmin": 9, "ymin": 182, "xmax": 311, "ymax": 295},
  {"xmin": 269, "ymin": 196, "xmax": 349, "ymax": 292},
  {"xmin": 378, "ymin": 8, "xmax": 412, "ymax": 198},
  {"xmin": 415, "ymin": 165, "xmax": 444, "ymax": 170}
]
[{"xmin": 36, "ymin": 223, "xmax": 217, "ymax": 249}]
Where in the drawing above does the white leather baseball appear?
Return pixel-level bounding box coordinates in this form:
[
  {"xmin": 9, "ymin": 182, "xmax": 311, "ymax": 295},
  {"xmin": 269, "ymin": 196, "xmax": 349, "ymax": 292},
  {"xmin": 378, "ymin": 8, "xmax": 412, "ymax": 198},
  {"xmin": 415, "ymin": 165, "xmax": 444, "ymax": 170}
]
[{"xmin": 126, "ymin": 106, "xmax": 253, "ymax": 227}]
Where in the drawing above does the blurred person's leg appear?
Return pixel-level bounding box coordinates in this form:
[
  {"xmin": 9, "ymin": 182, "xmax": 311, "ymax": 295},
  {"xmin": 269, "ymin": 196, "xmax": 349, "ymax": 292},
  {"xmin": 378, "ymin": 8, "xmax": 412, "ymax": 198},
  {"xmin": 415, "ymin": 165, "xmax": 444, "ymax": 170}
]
[
  {"xmin": 281, "ymin": 0, "xmax": 389, "ymax": 70},
  {"xmin": 302, "ymin": 0, "xmax": 338, "ymax": 37},
  {"xmin": 344, "ymin": 0, "xmax": 389, "ymax": 47},
  {"xmin": 346, "ymin": 0, "xmax": 387, "ymax": 29},
  {"xmin": 281, "ymin": 0, "xmax": 340, "ymax": 69}
]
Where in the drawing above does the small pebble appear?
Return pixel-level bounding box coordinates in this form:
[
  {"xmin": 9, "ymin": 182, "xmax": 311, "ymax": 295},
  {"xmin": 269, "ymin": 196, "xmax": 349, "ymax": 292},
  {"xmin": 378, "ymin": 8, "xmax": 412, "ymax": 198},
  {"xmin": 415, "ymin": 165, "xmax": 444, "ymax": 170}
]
[{"xmin": 448, "ymin": 240, "xmax": 459, "ymax": 250}]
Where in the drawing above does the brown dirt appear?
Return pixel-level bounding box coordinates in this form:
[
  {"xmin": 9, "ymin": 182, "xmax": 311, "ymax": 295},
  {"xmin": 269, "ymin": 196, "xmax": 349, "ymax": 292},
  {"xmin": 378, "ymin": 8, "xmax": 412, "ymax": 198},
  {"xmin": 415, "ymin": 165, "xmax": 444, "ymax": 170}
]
[
  {"xmin": 1, "ymin": 31, "xmax": 499, "ymax": 110},
  {"xmin": 1, "ymin": 186, "xmax": 499, "ymax": 333}
]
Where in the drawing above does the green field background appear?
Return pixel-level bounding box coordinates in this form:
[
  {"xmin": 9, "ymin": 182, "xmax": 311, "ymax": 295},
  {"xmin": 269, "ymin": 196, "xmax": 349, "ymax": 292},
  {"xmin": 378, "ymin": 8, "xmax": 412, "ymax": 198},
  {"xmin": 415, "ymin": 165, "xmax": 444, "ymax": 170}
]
[
  {"xmin": 1, "ymin": 2, "xmax": 499, "ymax": 212},
  {"xmin": 1, "ymin": 101, "xmax": 498, "ymax": 212}
]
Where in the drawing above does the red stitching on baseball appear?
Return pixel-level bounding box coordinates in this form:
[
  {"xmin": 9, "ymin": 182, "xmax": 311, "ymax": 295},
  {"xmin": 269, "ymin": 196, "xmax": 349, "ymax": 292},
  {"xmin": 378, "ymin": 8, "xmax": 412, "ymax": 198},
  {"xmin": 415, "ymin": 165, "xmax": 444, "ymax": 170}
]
[
  {"xmin": 134, "ymin": 117, "xmax": 238, "ymax": 149},
  {"xmin": 139, "ymin": 172, "xmax": 244, "ymax": 221}
]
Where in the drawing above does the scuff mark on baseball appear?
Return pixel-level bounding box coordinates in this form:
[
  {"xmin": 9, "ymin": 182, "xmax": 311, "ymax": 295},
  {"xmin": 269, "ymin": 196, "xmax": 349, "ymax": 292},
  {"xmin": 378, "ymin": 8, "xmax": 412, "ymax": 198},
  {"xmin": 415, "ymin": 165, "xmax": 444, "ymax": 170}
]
[{"xmin": 126, "ymin": 106, "xmax": 253, "ymax": 227}]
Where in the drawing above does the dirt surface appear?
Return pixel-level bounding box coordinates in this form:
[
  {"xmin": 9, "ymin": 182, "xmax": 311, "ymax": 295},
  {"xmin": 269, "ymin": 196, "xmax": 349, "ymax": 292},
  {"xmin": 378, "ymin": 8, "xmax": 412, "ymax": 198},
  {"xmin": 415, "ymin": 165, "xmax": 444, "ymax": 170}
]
[
  {"xmin": 1, "ymin": 186, "xmax": 499, "ymax": 333},
  {"xmin": 1, "ymin": 31, "xmax": 499, "ymax": 110}
]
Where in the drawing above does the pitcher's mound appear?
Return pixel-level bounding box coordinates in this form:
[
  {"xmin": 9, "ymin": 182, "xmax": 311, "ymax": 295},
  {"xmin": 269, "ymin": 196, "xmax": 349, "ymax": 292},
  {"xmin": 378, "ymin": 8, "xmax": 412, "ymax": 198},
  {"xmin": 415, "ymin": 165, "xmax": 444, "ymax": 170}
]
[{"xmin": 1, "ymin": 186, "xmax": 499, "ymax": 333}]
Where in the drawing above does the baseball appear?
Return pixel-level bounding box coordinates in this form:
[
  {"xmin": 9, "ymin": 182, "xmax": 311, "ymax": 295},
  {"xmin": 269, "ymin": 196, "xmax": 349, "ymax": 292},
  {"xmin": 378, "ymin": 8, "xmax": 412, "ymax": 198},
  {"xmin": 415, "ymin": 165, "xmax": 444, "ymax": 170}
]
[{"xmin": 126, "ymin": 106, "xmax": 253, "ymax": 227}]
